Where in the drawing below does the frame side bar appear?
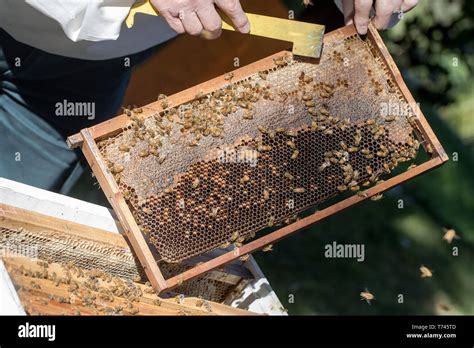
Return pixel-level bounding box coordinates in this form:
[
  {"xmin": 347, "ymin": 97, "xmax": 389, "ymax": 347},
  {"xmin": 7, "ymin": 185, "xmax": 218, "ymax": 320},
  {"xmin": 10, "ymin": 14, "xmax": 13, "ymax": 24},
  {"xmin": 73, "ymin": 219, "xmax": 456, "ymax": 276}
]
[{"xmin": 79, "ymin": 129, "xmax": 168, "ymax": 293}]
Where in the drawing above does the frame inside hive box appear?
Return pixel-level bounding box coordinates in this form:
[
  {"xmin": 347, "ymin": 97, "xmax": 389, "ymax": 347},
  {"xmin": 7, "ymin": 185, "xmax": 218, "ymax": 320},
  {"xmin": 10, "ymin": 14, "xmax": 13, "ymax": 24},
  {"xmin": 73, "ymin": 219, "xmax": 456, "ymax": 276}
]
[
  {"xmin": 0, "ymin": 203, "xmax": 255, "ymax": 314},
  {"xmin": 68, "ymin": 23, "xmax": 448, "ymax": 294}
]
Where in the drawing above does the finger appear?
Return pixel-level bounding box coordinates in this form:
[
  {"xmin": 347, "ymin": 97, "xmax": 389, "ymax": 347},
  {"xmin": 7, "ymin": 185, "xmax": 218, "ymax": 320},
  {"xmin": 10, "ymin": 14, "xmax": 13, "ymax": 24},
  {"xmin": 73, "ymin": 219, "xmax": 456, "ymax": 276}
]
[
  {"xmin": 401, "ymin": 0, "xmax": 418, "ymax": 12},
  {"xmin": 197, "ymin": 5, "xmax": 222, "ymax": 39},
  {"xmin": 354, "ymin": 0, "xmax": 373, "ymax": 35},
  {"xmin": 341, "ymin": 0, "xmax": 355, "ymax": 25},
  {"xmin": 161, "ymin": 10, "xmax": 185, "ymax": 34},
  {"xmin": 181, "ymin": 11, "xmax": 203, "ymax": 36},
  {"xmin": 373, "ymin": 0, "xmax": 397, "ymax": 30},
  {"xmin": 215, "ymin": 0, "xmax": 250, "ymax": 33}
]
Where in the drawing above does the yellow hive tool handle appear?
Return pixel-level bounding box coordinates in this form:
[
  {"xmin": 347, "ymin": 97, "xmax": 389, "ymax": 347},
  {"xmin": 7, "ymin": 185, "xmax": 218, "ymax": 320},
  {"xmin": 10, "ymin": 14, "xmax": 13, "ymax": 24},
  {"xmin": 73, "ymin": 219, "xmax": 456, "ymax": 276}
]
[{"xmin": 125, "ymin": 0, "xmax": 325, "ymax": 58}]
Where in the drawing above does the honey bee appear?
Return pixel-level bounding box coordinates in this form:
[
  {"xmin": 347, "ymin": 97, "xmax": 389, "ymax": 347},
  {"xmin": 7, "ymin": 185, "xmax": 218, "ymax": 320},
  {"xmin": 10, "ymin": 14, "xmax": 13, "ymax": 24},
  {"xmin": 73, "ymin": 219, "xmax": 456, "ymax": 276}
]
[
  {"xmin": 384, "ymin": 115, "xmax": 397, "ymax": 122},
  {"xmin": 243, "ymin": 111, "xmax": 254, "ymax": 120},
  {"xmin": 238, "ymin": 100, "xmax": 249, "ymax": 109},
  {"xmin": 442, "ymin": 228, "xmax": 460, "ymax": 244},
  {"xmin": 284, "ymin": 172, "xmax": 295, "ymax": 180},
  {"xmin": 258, "ymin": 71, "xmax": 268, "ymax": 80},
  {"xmin": 239, "ymin": 254, "xmax": 250, "ymax": 262},
  {"xmin": 123, "ymin": 107, "xmax": 132, "ymax": 117},
  {"xmin": 370, "ymin": 194, "xmax": 383, "ymax": 201},
  {"xmin": 302, "ymin": 94, "xmax": 313, "ymax": 101},
  {"xmin": 258, "ymin": 145, "xmax": 272, "ymax": 152},
  {"xmin": 263, "ymin": 189, "xmax": 270, "ymax": 201},
  {"xmin": 192, "ymin": 178, "xmax": 200, "ymax": 189},
  {"xmin": 291, "ymin": 150, "xmax": 300, "ymax": 160},
  {"xmin": 142, "ymin": 207, "xmax": 153, "ymax": 215},
  {"xmin": 119, "ymin": 144, "xmax": 130, "ymax": 152},
  {"xmin": 30, "ymin": 281, "xmax": 41, "ymax": 290},
  {"xmin": 273, "ymin": 56, "xmax": 288, "ymax": 67},
  {"xmin": 354, "ymin": 130, "xmax": 362, "ymax": 146},
  {"xmin": 139, "ymin": 149, "xmax": 149, "ymax": 158},
  {"xmin": 361, "ymin": 149, "xmax": 371, "ymax": 155},
  {"xmin": 319, "ymin": 161, "xmax": 331, "ymax": 172},
  {"xmin": 426, "ymin": 143, "xmax": 434, "ymax": 154},
  {"xmin": 268, "ymin": 216, "xmax": 275, "ymax": 227},
  {"xmin": 230, "ymin": 231, "xmax": 239, "ymax": 242},
  {"xmin": 337, "ymin": 185, "xmax": 347, "ymax": 192},
  {"xmin": 360, "ymin": 289, "xmax": 375, "ymax": 305},
  {"xmin": 420, "ymin": 265, "xmax": 433, "ymax": 278},
  {"xmin": 293, "ymin": 187, "xmax": 306, "ymax": 193},
  {"xmin": 286, "ymin": 141, "xmax": 296, "ymax": 149},
  {"xmin": 224, "ymin": 73, "xmax": 234, "ymax": 81},
  {"xmin": 262, "ymin": 244, "xmax": 273, "ymax": 252},
  {"xmin": 234, "ymin": 242, "xmax": 243, "ymax": 248},
  {"xmin": 175, "ymin": 294, "xmax": 185, "ymax": 304},
  {"xmin": 407, "ymin": 163, "xmax": 417, "ymax": 171},
  {"xmin": 240, "ymin": 175, "xmax": 250, "ymax": 183},
  {"xmin": 322, "ymin": 84, "xmax": 334, "ymax": 94},
  {"xmin": 112, "ymin": 164, "xmax": 124, "ymax": 174},
  {"xmin": 163, "ymin": 186, "xmax": 174, "ymax": 194},
  {"xmin": 302, "ymin": 0, "xmax": 314, "ymax": 7},
  {"xmin": 286, "ymin": 130, "xmax": 297, "ymax": 137},
  {"xmin": 189, "ymin": 139, "xmax": 200, "ymax": 147},
  {"xmin": 220, "ymin": 241, "xmax": 231, "ymax": 249},
  {"xmin": 323, "ymin": 128, "xmax": 334, "ymax": 135},
  {"xmin": 357, "ymin": 191, "xmax": 368, "ymax": 198},
  {"xmin": 257, "ymin": 126, "xmax": 267, "ymax": 134},
  {"xmin": 305, "ymin": 100, "xmax": 316, "ymax": 107},
  {"xmin": 348, "ymin": 146, "xmax": 359, "ymax": 153}
]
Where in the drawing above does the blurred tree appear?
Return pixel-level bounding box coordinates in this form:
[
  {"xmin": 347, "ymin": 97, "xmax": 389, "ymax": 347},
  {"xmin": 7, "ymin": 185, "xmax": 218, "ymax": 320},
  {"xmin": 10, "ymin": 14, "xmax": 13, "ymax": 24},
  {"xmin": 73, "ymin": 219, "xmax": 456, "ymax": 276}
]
[{"xmin": 383, "ymin": 0, "xmax": 473, "ymax": 106}]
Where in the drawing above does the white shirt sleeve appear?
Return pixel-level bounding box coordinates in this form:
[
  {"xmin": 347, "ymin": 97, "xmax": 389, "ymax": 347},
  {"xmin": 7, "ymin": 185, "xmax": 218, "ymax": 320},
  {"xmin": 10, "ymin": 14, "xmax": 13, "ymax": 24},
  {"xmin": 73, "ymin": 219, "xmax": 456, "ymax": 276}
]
[{"xmin": 25, "ymin": 0, "xmax": 135, "ymax": 42}]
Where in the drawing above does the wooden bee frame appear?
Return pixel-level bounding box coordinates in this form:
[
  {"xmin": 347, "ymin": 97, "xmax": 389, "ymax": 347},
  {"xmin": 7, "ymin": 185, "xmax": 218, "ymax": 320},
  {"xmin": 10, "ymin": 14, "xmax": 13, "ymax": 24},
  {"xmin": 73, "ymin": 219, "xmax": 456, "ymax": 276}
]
[{"xmin": 68, "ymin": 24, "xmax": 448, "ymax": 294}]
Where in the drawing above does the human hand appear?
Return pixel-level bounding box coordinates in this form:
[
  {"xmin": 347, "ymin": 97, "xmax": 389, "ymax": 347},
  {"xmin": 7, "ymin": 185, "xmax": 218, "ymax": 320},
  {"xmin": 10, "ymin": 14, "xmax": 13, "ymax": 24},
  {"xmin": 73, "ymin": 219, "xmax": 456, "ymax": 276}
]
[
  {"xmin": 150, "ymin": 0, "xmax": 250, "ymax": 39},
  {"xmin": 341, "ymin": 0, "xmax": 418, "ymax": 35}
]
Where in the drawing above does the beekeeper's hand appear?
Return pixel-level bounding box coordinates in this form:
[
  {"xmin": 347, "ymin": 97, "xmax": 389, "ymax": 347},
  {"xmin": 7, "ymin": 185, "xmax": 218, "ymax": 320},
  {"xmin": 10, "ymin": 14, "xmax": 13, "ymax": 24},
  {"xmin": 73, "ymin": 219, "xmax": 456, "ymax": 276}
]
[
  {"xmin": 151, "ymin": 0, "xmax": 250, "ymax": 39},
  {"xmin": 341, "ymin": 0, "xmax": 418, "ymax": 35}
]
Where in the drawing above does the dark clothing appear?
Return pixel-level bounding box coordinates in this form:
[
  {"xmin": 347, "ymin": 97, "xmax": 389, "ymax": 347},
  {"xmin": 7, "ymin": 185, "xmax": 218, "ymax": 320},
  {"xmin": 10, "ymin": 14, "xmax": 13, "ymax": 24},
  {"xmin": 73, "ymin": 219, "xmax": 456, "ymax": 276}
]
[{"xmin": 0, "ymin": 28, "xmax": 153, "ymax": 194}]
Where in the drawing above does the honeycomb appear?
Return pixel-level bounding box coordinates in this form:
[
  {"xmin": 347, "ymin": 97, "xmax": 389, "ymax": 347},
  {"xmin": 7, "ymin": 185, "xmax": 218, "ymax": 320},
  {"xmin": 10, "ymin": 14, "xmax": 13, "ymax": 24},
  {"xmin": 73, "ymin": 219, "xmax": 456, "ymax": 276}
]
[
  {"xmin": 0, "ymin": 226, "xmax": 239, "ymax": 302},
  {"xmin": 97, "ymin": 33, "xmax": 423, "ymax": 264}
]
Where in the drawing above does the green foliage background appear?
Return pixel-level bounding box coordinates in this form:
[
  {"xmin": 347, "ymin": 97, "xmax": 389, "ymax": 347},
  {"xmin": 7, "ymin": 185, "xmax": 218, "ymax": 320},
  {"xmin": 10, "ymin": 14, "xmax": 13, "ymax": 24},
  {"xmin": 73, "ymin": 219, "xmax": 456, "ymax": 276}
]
[{"xmin": 255, "ymin": 0, "xmax": 474, "ymax": 315}]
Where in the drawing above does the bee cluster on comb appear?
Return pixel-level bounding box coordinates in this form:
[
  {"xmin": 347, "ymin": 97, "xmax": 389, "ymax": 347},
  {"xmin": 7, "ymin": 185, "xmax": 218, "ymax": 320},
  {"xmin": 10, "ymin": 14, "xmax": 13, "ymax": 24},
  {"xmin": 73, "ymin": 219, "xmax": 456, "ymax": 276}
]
[{"xmin": 96, "ymin": 31, "xmax": 427, "ymax": 267}]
